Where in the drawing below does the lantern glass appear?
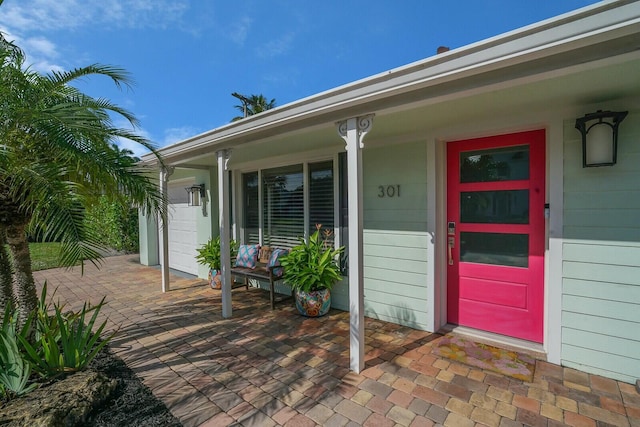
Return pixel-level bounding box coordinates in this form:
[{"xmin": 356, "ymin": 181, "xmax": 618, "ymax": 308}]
[
  {"xmin": 186, "ymin": 185, "xmax": 204, "ymax": 206},
  {"xmin": 576, "ymin": 110, "xmax": 627, "ymax": 168},
  {"xmin": 585, "ymin": 122, "xmax": 614, "ymax": 166}
]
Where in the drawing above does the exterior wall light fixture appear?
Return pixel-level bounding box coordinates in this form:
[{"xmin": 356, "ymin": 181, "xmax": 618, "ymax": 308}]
[
  {"xmin": 186, "ymin": 184, "xmax": 206, "ymax": 207},
  {"xmin": 575, "ymin": 110, "xmax": 627, "ymax": 167}
]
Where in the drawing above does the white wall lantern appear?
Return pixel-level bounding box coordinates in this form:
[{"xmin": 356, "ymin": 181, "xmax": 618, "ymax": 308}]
[
  {"xmin": 186, "ymin": 184, "xmax": 207, "ymax": 216},
  {"xmin": 575, "ymin": 110, "xmax": 628, "ymax": 167},
  {"xmin": 186, "ymin": 184, "xmax": 205, "ymax": 205}
]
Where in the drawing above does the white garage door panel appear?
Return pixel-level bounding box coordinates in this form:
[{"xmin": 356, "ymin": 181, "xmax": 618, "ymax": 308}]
[{"xmin": 167, "ymin": 197, "xmax": 199, "ymax": 276}]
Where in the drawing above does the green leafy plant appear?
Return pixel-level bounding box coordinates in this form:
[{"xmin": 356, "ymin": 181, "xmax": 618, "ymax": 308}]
[
  {"xmin": 18, "ymin": 285, "xmax": 115, "ymax": 378},
  {"xmin": 0, "ymin": 305, "xmax": 37, "ymax": 399},
  {"xmin": 84, "ymin": 195, "xmax": 140, "ymax": 253},
  {"xmin": 195, "ymin": 236, "xmax": 239, "ymax": 270},
  {"xmin": 57, "ymin": 297, "xmax": 114, "ymax": 371},
  {"xmin": 280, "ymin": 225, "xmax": 344, "ymax": 293}
]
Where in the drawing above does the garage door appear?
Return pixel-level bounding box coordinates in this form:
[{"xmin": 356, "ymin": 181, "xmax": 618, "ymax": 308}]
[{"xmin": 167, "ymin": 182, "xmax": 199, "ymax": 275}]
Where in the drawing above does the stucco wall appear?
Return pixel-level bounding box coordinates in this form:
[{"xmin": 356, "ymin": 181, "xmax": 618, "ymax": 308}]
[
  {"xmin": 562, "ymin": 110, "xmax": 640, "ymax": 383},
  {"xmin": 138, "ymin": 168, "xmax": 217, "ymax": 279}
]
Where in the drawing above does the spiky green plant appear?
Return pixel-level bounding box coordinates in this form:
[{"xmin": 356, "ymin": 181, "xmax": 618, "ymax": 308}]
[
  {"xmin": 18, "ymin": 284, "xmax": 115, "ymax": 378},
  {"xmin": 0, "ymin": 305, "xmax": 36, "ymax": 399}
]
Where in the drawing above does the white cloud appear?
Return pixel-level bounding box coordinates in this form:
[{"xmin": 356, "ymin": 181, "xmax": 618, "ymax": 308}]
[
  {"xmin": 114, "ymin": 137, "xmax": 151, "ymax": 159},
  {"xmin": 0, "ymin": 0, "xmax": 195, "ymax": 73},
  {"xmin": 257, "ymin": 32, "xmax": 295, "ymax": 59},
  {"xmin": 0, "ymin": 0, "xmax": 190, "ymax": 32},
  {"xmin": 163, "ymin": 126, "xmax": 199, "ymax": 146},
  {"xmin": 22, "ymin": 36, "xmax": 58, "ymax": 58},
  {"xmin": 225, "ymin": 16, "xmax": 253, "ymax": 46}
]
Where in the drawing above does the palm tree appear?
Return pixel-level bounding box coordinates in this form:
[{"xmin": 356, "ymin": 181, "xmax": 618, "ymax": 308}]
[
  {"xmin": 0, "ymin": 33, "xmax": 164, "ymax": 324},
  {"xmin": 231, "ymin": 92, "xmax": 276, "ymax": 121}
]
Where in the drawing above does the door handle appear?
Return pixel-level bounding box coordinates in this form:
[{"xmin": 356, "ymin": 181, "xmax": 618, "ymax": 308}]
[{"xmin": 448, "ymin": 236, "xmax": 455, "ymax": 265}]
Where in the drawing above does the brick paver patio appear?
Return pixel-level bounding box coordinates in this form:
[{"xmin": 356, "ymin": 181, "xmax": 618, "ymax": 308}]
[{"xmin": 34, "ymin": 255, "xmax": 640, "ymax": 427}]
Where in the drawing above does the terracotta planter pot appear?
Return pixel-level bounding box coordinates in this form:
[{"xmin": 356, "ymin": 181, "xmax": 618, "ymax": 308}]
[
  {"xmin": 294, "ymin": 289, "xmax": 331, "ymax": 317},
  {"xmin": 208, "ymin": 269, "xmax": 222, "ymax": 289}
]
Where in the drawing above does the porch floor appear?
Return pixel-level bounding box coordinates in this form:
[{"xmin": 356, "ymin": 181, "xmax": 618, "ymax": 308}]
[{"xmin": 34, "ymin": 255, "xmax": 640, "ymax": 427}]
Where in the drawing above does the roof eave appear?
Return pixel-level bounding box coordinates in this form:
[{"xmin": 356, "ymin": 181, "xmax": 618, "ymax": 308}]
[{"xmin": 142, "ymin": 0, "xmax": 640, "ymax": 166}]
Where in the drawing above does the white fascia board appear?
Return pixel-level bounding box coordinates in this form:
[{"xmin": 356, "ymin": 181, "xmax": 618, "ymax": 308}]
[{"xmin": 142, "ymin": 0, "xmax": 640, "ymax": 165}]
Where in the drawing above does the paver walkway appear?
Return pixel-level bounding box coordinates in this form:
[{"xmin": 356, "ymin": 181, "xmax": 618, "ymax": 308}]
[{"xmin": 34, "ymin": 255, "xmax": 640, "ymax": 427}]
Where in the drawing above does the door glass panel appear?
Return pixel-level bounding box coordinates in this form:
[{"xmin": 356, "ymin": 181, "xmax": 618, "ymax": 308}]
[
  {"xmin": 460, "ymin": 190, "xmax": 529, "ymax": 224},
  {"xmin": 460, "ymin": 232, "xmax": 528, "ymax": 267},
  {"xmin": 460, "ymin": 145, "xmax": 529, "ymax": 182}
]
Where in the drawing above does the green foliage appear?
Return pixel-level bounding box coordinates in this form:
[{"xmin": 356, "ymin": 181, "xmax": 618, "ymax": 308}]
[
  {"xmin": 195, "ymin": 236, "xmax": 239, "ymax": 270},
  {"xmin": 280, "ymin": 226, "xmax": 344, "ymax": 293},
  {"xmin": 84, "ymin": 195, "xmax": 139, "ymax": 253},
  {"xmin": 0, "ymin": 305, "xmax": 36, "ymax": 399},
  {"xmin": 18, "ymin": 283, "xmax": 115, "ymax": 379},
  {"xmin": 0, "ymin": 28, "xmax": 165, "ymax": 320},
  {"xmin": 231, "ymin": 92, "xmax": 276, "ymax": 121}
]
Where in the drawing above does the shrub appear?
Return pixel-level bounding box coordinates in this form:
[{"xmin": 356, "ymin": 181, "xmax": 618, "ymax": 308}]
[
  {"xmin": 18, "ymin": 283, "xmax": 115, "ymax": 379},
  {"xmin": 0, "ymin": 305, "xmax": 37, "ymax": 399},
  {"xmin": 84, "ymin": 195, "xmax": 139, "ymax": 253}
]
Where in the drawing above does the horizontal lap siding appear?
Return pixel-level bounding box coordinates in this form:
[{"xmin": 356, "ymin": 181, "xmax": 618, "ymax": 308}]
[
  {"xmin": 562, "ymin": 112, "xmax": 640, "ymax": 383},
  {"xmin": 361, "ymin": 141, "xmax": 429, "ymax": 330}
]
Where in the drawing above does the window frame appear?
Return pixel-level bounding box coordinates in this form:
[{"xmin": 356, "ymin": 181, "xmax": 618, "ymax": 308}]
[{"xmin": 233, "ymin": 155, "xmax": 341, "ymax": 250}]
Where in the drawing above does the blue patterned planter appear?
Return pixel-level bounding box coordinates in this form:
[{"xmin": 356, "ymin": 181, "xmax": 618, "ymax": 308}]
[
  {"xmin": 208, "ymin": 269, "xmax": 222, "ymax": 289},
  {"xmin": 295, "ymin": 289, "xmax": 331, "ymax": 317}
]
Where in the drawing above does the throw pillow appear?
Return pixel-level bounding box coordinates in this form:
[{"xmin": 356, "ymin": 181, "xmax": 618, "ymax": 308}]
[
  {"xmin": 267, "ymin": 248, "xmax": 289, "ymax": 277},
  {"xmin": 235, "ymin": 244, "xmax": 260, "ymax": 269}
]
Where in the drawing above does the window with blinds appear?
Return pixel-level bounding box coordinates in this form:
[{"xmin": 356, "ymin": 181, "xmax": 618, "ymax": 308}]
[
  {"xmin": 242, "ymin": 172, "xmax": 260, "ymax": 244},
  {"xmin": 262, "ymin": 164, "xmax": 304, "ymax": 248},
  {"xmin": 309, "ymin": 161, "xmax": 334, "ymax": 246},
  {"xmin": 241, "ymin": 160, "xmax": 337, "ymax": 250}
]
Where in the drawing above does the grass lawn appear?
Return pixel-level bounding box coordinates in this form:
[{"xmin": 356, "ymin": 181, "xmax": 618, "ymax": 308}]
[{"xmin": 29, "ymin": 242, "xmax": 67, "ymax": 271}]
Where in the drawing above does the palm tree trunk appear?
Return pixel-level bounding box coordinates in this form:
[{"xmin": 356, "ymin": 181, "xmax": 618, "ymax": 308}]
[
  {"xmin": 0, "ymin": 227, "xmax": 15, "ymax": 315},
  {"xmin": 5, "ymin": 222, "xmax": 37, "ymax": 326}
]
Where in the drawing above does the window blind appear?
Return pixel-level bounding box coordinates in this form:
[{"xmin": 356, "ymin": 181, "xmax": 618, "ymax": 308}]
[
  {"xmin": 242, "ymin": 172, "xmax": 260, "ymax": 244},
  {"xmin": 262, "ymin": 165, "xmax": 304, "ymax": 248},
  {"xmin": 309, "ymin": 161, "xmax": 334, "ymax": 246}
]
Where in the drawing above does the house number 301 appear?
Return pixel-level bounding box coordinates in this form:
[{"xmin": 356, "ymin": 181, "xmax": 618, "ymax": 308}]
[{"xmin": 378, "ymin": 185, "xmax": 400, "ymax": 198}]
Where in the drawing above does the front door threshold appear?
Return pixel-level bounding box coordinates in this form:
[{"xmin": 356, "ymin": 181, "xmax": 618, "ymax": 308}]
[{"xmin": 438, "ymin": 324, "xmax": 547, "ymax": 361}]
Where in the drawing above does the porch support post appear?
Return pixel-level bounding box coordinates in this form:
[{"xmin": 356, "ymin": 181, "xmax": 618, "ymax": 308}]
[
  {"xmin": 158, "ymin": 166, "xmax": 174, "ymax": 293},
  {"xmin": 337, "ymin": 114, "xmax": 373, "ymax": 373},
  {"xmin": 217, "ymin": 149, "xmax": 233, "ymax": 318}
]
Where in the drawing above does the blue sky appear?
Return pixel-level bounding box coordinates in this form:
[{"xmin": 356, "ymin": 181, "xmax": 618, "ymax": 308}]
[{"xmin": 0, "ymin": 0, "xmax": 599, "ymax": 156}]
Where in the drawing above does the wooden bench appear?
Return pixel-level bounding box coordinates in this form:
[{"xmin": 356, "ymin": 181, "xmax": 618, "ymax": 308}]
[{"xmin": 230, "ymin": 246, "xmax": 290, "ymax": 309}]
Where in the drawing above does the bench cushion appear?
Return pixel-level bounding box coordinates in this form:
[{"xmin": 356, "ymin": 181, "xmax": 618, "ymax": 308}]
[{"xmin": 235, "ymin": 244, "xmax": 260, "ymax": 269}]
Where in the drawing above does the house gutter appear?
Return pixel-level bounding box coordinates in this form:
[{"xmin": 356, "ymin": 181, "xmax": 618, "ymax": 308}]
[{"xmin": 141, "ymin": 0, "xmax": 640, "ymax": 166}]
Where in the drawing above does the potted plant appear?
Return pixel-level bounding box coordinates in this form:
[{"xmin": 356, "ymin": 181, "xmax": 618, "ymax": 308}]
[
  {"xmin": 280, "ymin": 225, "xmax": 344, "ymax": 317},
  {"xmin": 196, "ymin": 236, "xmax": 238, "ymax": 289}
]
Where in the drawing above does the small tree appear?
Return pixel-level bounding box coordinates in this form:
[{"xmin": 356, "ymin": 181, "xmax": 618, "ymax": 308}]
[
  {"xmin": 0, "ymin": 30, "xmax": 164, "ymax": 324},
  {"xmin": 231, "ymin": 92, "xmax": 276, "ymax": 121}
]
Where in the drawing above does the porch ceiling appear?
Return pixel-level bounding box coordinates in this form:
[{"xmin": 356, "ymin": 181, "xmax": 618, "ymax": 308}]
[{"xmin": 172, "ymin": 53, "xmax": 640, "ymax": 169}]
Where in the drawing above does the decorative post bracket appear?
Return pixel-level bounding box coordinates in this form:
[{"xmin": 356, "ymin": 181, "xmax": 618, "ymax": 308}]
[{"xmin": 337, "ymin": 114, "xmax": 374, "ymax": 149}]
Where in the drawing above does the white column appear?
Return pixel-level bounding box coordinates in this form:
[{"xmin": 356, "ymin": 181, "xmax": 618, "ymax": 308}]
[
  {"xmin": 158, "ymin": 166, "xmax": 174, "ymax": 292},
  {"xmin": 217, "ymin": 149, "xmax": 233, "ymax": 318},
  {"xmin": 337, "ymin": 114, "xmax": 373, "ymax": 373}
]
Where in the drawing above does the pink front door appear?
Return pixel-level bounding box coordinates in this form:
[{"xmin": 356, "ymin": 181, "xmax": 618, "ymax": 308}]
[{"xmin": 446, "ymin": 130, "xmax": 545, "ymax": 343}]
